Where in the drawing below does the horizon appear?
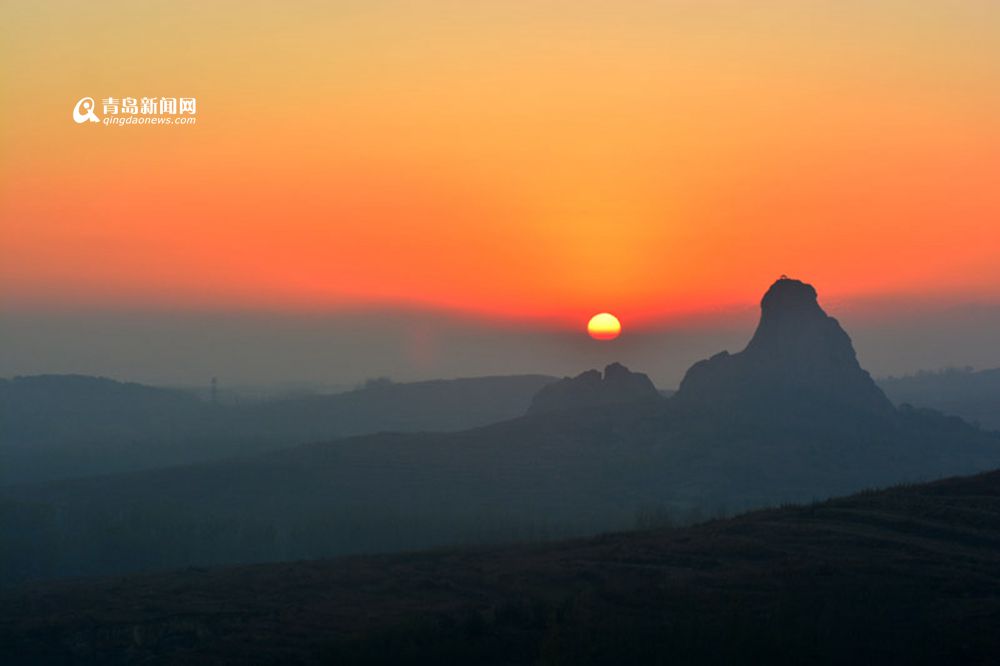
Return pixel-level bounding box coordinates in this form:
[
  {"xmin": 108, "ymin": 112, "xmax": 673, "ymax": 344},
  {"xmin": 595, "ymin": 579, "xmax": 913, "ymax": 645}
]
[{"xmin": 5, "ymin": 277, "xmax": 1000, "ymax": 388}]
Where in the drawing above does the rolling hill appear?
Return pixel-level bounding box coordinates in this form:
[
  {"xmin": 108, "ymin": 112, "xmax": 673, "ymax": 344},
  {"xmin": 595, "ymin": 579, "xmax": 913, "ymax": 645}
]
[{"xmin": 0, "ymin": 373, "xmax": 556, "ymax": 485}]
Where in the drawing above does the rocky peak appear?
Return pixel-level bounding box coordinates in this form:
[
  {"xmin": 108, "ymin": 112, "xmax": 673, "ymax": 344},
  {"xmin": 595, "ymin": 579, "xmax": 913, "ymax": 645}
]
[
  {"xmin": 673, "ymin": 276, "xmax": 894, "ymax": 415},
  {"xmin": 527, "ymin": 363, "xmax": 660, "ymax": 415}
]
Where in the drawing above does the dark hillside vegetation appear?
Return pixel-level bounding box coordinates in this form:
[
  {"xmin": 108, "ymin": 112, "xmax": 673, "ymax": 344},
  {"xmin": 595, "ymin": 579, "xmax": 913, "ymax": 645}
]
[{"xmin": 3, "ymin": 469, "xmax": 1000, "ymax": 665}]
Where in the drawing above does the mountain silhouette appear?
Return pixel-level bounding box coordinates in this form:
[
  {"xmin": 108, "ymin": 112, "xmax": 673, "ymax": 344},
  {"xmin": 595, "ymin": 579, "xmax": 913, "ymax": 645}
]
[
  {"xmin": 528, "ymin": 362, "xmax": 660, "ymax": 415},
  {"xmin": 5, "ymin": 277, "xmax": 1000, "ymax": 584},
  {"xmin": 674, "ymin": 276, "xmax": 894, "ymax": 416}
]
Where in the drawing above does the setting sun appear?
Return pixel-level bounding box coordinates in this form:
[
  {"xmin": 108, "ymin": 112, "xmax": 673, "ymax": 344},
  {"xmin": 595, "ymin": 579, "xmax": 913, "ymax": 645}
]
[{"xmin": 587, "ymin": 313, "xmax": 621, "ymax": 341}]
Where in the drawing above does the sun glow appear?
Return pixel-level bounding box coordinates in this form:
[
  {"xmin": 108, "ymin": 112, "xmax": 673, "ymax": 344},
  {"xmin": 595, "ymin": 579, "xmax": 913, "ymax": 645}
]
[
  {"xmin": 3, "ymin": 3, "xmax": 1000, "ymax": 321},
  {"xmin": 587, "ymin": 313, "xmax": 621, "ymax": 341}
]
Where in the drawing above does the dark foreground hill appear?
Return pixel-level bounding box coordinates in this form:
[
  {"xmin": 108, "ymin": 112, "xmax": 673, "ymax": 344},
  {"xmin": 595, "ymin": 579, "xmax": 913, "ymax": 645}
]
[
  {"xmin": 3, "ymin": 469, "xmax": 1000, "ymax": 665},
  {"xmin": 0, "ymin": 374, "xmax": 556, "ymax": 484}
]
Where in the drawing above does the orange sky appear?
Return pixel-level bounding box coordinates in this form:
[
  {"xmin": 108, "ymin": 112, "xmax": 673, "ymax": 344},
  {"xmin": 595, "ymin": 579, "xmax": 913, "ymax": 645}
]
[{"xmin": 3, "ymin": 1, "xmax": 1000, "ymax": 329}]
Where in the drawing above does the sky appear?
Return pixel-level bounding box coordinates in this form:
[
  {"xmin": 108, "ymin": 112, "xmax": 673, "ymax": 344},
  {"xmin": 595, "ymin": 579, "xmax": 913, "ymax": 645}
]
[{"xmin": 2, "ymin": 1, "xmax": 1000, "ymax": 385}]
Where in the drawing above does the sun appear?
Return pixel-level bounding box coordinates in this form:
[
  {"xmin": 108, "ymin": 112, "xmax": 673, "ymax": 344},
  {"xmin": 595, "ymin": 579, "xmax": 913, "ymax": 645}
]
[{"xmin": 587, "ymin": 312, "xmax": 621, "ymax": 340}]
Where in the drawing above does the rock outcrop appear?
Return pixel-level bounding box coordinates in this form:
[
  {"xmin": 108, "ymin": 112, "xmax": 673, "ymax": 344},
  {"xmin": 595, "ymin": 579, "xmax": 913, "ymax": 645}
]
[
  {"xmin": 528, "ymin": 362, "xmax": 660, "ymax": 415},
  {"xmin": 673, "ymin": 276, "xmax": 894, "ymax": 415}
]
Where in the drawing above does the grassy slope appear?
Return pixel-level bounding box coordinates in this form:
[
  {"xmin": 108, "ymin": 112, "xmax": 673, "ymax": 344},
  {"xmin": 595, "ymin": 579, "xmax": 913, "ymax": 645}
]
[{"xmin": 4, "ymin": 469, "xmax": 1000, "ymax": 665}]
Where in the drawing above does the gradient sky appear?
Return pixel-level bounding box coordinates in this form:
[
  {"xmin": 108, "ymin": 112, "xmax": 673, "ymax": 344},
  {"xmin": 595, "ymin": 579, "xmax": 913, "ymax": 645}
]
[{"xmin": 2, "ymin": 1, "xmax": 1000, "ymax": 383}]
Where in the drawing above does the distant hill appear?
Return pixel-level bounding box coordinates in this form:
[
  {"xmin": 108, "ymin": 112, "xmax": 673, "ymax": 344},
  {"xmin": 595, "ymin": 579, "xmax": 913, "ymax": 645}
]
[
  {"xmin": 0, "ymin": 374, "xmax": 557, "ymax": 485},
  {"xmin": 879, "ymin": 367, "xmax": 1000, "ymax": 431},
  {"xmin": 3, "ymin": 467, "xmax": 1000, "ymax": 665},
  {"xmin": 5, "ymin": 277, "xmax": 1000, "ymax": 584},
  {"xmin": 0, "ymin": 375, "xmax": 203, "ymax": 483}
]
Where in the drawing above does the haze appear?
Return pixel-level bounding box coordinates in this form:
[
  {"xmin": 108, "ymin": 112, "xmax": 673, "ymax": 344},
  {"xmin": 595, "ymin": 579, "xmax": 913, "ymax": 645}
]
[{"xmin": 4, "ymin": 297, "xmax": 1000, "ymax": 388}]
